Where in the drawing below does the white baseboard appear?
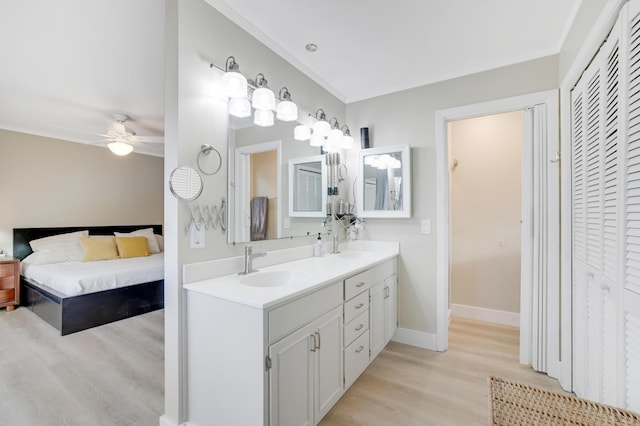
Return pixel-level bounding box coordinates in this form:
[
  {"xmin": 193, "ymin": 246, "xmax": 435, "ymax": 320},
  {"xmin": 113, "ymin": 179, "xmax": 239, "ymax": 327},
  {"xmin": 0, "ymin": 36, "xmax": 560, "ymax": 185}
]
[
  {"xmin": 451, "ymin": 303, "xmax": 519, "ymax": 327},
  {"xmin": 392, "ymin": 327, "xmax": 437, "ymax": 351}
]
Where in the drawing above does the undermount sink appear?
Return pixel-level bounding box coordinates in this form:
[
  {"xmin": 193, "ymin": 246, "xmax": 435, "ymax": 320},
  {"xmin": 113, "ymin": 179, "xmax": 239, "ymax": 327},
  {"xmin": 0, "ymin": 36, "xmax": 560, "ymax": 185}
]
[{"xmin": 240, "ymin": 270, "xmax": 310, "ymax": 287}]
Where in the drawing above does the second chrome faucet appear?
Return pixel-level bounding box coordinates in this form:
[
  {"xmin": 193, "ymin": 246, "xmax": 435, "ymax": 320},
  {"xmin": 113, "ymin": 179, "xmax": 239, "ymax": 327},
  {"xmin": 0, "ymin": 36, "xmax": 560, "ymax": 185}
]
[{"xmin": 240, "ymin": 245, "xmax": 266, "ymax": 275}]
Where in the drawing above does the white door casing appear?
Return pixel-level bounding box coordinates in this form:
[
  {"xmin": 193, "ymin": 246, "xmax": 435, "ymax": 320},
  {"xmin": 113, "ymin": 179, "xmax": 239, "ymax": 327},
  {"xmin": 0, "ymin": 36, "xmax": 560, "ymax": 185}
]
[{"xmin": 435, "ymin": 90, "xmax": 564, "ymax": 384}]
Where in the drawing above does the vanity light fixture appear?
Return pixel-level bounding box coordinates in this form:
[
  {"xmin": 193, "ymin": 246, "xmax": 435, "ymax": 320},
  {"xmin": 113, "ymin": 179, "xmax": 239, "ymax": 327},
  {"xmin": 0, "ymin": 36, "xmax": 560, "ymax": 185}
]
[
  {"xmin": 254, "ymin": 109, "xmax": 274, "ymax": 127},
  {"xmin": 310, "ymin": 132, "xmax": 325, "ymax": 147},
  {"xmin": 252, "ymin": 74, "xmax": 275, "ymax": 111},
  {"xmin": 221, "ymin": 56, "xmax": 248, "ymax": 98},
  {"xmin": 276, "ymin": 87, "xmax": 298, "ymax": 121},
  {"xmin": 312, "ymin": 109, "xmax": 331, "ymax": 138},
  {"xmin": 341, "ymin": 126, "xmax": 354, "ymax": 149},
  {"xmin": 324, "ymin": 118, "xmax": 343, "ymax": 152},
  {"xmin": 228, "ymin": 96, "xmax": 252, "ymax": 118},
  {"xmin": 294, "ymin": 124, "xmax": 311, "ymax": 141},
  {"xmin": 108, "ymin": 140, "xmax": 134, "ymax": 156}
]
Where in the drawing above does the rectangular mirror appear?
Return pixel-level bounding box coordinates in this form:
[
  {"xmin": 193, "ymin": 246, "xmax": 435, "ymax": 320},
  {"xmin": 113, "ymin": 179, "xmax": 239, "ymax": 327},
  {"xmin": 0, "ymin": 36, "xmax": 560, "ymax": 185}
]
[
  {"xmin": 357, "ymin": 144, "xmax": 411, "ymax": 218},
  {"xmin": 288, "ymin": 155, "xmax": 327, "ymax": 217}
]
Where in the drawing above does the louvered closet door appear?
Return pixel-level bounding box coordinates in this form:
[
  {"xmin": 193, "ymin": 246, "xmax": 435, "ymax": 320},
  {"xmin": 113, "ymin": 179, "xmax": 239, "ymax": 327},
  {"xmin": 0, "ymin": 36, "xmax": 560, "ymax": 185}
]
[
  {"xmin": 571, "ymin": 17, "xmax": 622, "ymax": 405},
  {"xmin": 623, "ymin": 0, "xmax": 640, "ymax": 411}
]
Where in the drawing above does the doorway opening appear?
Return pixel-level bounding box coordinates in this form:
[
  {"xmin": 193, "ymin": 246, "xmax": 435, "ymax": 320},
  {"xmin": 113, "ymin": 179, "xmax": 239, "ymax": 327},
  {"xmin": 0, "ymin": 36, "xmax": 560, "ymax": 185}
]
[
  {"xmin": 435, "ymin": 90, "xmax": 565, "ymax": 383},
  {"xmin": 449, "ymin": 111, "xmax": 523, "ymax": 328}
]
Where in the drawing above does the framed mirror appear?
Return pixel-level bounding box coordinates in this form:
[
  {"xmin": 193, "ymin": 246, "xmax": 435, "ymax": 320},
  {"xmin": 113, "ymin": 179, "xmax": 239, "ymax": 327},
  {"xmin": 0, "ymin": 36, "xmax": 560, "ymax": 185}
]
[
  {"xmin": 288, "ymin": 155, "xmax": 327, "ymax": 217},
  {"xmin": 357, "ymin": 144, "xmax": 411, "ymax": 218}
]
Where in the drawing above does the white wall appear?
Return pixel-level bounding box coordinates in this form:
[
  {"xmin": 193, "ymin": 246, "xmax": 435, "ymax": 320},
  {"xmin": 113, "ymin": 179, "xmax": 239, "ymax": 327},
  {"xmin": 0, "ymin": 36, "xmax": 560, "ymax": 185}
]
[
  {"xmin": 0, "ymin": 129, "xmax": 163, "ymax": 255},
  {"xmin": 450, "ymin": 111, "xmax": 522, "ymax": 314},
  {"xmin": 345, "ymin": 56, "xmax": 558, "ymax": 337}
]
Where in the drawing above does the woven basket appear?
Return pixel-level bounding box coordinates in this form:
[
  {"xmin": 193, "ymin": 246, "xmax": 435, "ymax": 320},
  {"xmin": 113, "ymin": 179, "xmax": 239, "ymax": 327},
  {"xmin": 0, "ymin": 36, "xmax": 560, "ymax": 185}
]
[{"xmin": 488, "ymin": 376, "xmax": 640, "ymax": 425}]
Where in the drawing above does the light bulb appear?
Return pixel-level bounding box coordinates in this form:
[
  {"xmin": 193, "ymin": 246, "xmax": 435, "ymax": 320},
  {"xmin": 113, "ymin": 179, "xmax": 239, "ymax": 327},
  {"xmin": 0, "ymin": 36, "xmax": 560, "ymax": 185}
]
[
  {"xmin": 276, "ymin": 100, "xmax": 298, "ymax": 121},
  {"xmin": 294, "ymin": 125, "xmax": 311, "ymax": 141},
  {"xmin": 252, "ymin": 87, "xmax": 275, "ymax": 110},
  {"xmin": 312, "ymin": 120, "xmax": 331, "ymax": 137},
  {"xmin": 228, "ymin": 97, "xmax": 251, "ymax": 118},
  {"xmin": 108, "ymin": 141, "xmax": 134, "ymax": 156},
  {"xmin": 254, "ymin": 109, "xmax": 274, "ymax": 127}
]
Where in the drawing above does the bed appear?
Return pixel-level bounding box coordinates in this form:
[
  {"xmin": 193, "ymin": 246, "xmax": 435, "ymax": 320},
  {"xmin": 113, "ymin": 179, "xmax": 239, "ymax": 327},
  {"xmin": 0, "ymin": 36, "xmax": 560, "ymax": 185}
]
[{"xmin": 13, "ymin": 225, "xmax": 164, "ymax": 335}]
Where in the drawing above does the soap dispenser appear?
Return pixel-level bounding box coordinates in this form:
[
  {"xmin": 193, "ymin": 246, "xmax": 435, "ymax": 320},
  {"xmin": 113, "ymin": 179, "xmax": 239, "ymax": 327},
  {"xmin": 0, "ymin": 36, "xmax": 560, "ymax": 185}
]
[{"xmin": 314, "ymin": 233, "xmax": 325, "ymax": 257}]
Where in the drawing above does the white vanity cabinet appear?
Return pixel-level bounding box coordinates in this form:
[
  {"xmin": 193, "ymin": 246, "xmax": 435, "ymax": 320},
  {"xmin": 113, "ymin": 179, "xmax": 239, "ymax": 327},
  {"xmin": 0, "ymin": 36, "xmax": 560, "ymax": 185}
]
[
  {"xmin": 269, "ymin": 306, "xmax": 343, "ymax": 425},
  {"xmin": 370, "ymin": 274, "xmax": 398, "ymax": 359}
]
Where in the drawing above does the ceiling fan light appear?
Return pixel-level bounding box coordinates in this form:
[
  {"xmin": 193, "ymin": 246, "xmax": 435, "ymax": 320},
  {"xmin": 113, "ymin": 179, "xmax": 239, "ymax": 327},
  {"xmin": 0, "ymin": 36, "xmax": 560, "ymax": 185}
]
[
  {"xmin": 276, "ymin": 100, "xmax": 298, "ymax": 121},
  {"xmin": 108, "ymin": 141, "xmax": 134, "ymax": 156},
  {"xmin": 254, "ymin": 109, "xmax": 274, "ymax": 127},
  {"xmin": 228, "ymin": 97, "xmax": 251, "ymax": 118},
  {"xmin": 294, "ymin": 124, "xmax": 311, "ymax": 141}
]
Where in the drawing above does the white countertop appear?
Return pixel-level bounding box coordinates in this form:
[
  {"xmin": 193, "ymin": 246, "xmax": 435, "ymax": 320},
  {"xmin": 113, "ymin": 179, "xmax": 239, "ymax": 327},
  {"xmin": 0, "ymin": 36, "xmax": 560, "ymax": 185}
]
[{"xmin": 183, "ymin": 240, "xmax": 399, "ymax": 309}]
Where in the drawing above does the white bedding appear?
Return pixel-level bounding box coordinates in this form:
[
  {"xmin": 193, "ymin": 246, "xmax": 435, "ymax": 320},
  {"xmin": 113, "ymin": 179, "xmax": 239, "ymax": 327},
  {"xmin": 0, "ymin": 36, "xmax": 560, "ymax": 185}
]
[{"xmin": 21, "ymin": 253, "xmax": 164, "ymax": 297}]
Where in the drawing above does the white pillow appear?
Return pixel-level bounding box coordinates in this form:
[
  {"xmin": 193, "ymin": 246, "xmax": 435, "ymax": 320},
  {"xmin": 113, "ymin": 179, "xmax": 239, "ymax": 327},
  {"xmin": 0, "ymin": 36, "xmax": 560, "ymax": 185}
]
[
  {"xmin": 22, "ymin": 241, "xmax": 84, "ymax": 265},
  {"xmin": 30, "ymin": 230, "xmax": 89, "ymax": 252},
  {"xmin": 114, "ymin": 228, "xmax": 160, "ymax": 254},
  {"xmin": 155, "ymin": 234, "xmax": 164, "ymax": 252}
]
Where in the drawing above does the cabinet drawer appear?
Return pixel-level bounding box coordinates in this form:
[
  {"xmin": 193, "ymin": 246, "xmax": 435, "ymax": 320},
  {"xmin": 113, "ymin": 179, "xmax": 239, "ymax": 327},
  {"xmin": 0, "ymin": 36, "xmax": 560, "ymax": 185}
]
[
  {"xmin": 0, "ymin": 289, "xmax": 15, "ymax": 304},
  {"xmin": 344, "ymin": 330, "xmax": 370, "ymax": 389},
  {"xmin": 344, "ymin": 270, "xmax": 371, "ymax": 300},
  {"xmin": 344, "ymin": 291, "xmax": 369, "ymax": 324},
  {"xmin": 269, "ymin": 281, "xmax": 342, "ymax": 344},
  {"xmin": 0, "ymin": 264, "xmax": 15, "ymax": 278},
  {"xmin": 0, "ymin": 275, "xmax": 15, "ymax": 290},
  {"xmin": 344, "ymin": 309, "xmax": 368, "ymax": 347}
]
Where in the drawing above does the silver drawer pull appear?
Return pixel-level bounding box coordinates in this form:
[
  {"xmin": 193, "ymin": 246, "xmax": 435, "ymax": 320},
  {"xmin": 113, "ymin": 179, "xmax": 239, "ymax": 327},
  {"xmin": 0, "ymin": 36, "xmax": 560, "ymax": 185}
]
[
  {"xmin": 355, "ymin": 324, "xmax": 364, "ymax": 331},
  {"xmin": 355, "ymin": 303, "xmax": 364, "ymax": 309},
  {"xmin": 356, "ymin": 282, "xmax": 365, "ymax": 287},
  {"xmin": 355, "ymin": 345, "xmax": 365, "ymax": 353}
]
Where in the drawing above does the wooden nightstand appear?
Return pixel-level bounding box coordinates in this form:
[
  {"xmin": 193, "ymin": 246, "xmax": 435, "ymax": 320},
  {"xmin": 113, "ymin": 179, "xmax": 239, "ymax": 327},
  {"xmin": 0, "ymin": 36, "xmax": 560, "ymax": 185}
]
[{"xmin": 0, "ymin": 257, "xmax": 19, "ymax": 311}]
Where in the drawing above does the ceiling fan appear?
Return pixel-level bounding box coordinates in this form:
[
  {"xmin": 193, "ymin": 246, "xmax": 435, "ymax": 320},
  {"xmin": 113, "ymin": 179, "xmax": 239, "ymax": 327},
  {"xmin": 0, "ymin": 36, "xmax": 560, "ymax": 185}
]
[{"xmin": 101, "ymin": 113, "xmax": 163, "ymax": 156}]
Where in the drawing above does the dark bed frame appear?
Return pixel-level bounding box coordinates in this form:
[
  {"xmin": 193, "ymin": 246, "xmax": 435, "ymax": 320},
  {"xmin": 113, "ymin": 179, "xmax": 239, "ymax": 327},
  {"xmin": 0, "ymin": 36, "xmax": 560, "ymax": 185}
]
[{"xmin": 13, "ymin": 225, "xmax": 164, "ymax": 335}]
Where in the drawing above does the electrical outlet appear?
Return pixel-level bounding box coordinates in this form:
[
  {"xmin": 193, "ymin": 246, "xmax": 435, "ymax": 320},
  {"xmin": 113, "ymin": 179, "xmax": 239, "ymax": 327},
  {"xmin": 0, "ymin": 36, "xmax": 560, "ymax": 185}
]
[
  {"xmin": 421, "ymin": 219, "xmax": 431, "ymax": 234},
  {"xmin": 190, "ymin": 224, "xmax": 205, "ymax": 248},
  {"xmin": 284, "ymin": 217, "xmax": 291, "ymax": 229}
]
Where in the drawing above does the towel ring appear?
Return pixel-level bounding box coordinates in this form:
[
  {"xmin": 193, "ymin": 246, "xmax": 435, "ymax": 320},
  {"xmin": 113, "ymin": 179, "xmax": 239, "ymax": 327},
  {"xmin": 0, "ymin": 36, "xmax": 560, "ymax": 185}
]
[{"xmin": 197, "ymin": 144, "xmax": 222, "ymax": 176}]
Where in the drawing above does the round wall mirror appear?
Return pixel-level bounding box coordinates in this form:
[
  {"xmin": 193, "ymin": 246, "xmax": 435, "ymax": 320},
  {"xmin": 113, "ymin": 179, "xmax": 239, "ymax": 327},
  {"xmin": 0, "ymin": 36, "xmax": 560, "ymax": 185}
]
[{"xmin": 169, "ymin": 166, "xmax": 203, "ymax": 201}]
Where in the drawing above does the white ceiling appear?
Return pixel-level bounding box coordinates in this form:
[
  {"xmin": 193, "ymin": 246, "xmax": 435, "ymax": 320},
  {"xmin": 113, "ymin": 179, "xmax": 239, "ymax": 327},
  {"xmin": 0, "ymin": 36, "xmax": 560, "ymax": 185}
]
[{"xmin": 0, "ymin": 0, "xmax": 580, "ymax": 156}]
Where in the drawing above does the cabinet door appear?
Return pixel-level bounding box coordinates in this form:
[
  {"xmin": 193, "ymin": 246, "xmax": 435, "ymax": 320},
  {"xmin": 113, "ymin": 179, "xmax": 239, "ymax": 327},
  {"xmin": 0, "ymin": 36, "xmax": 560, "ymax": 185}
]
[
  {"xmin": 385, "ymin": 275, "xmax": 397, "ymax": 342},
  {"xmin": 314, "ymin": 306, "xmax": 344, "ymax": 421},
  {"xmin": 269, "ymin": 322, "xmax": 315, "ymax": 426},
  {"xmin": 370, "ymin": 281, "xmax": 386, "ymax": 359}
]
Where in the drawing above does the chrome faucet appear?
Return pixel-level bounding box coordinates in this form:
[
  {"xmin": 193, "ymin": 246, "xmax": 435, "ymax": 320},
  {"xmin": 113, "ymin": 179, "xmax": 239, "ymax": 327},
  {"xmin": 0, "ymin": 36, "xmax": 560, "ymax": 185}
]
[{"xmin": 240, "ymin": 245, "xmax": 266, "ymax": 275}]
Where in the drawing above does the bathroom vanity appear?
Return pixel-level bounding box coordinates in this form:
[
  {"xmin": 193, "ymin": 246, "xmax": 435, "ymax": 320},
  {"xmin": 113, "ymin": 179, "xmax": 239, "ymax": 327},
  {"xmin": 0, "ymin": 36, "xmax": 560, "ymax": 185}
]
[{"xmin": 184, "ymin": 241, "xmax": 398, "ymax": 425}]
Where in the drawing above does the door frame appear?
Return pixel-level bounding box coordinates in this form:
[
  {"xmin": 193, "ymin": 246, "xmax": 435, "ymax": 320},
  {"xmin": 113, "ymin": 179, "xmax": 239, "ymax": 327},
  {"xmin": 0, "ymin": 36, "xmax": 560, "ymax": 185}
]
[
  {"xmin": 434, "ymin": 90, "xmax": 564, "ymax": 378},
  {"xmin": 233, "ymin": 140, "xmax": 282, "ymax": 243}
]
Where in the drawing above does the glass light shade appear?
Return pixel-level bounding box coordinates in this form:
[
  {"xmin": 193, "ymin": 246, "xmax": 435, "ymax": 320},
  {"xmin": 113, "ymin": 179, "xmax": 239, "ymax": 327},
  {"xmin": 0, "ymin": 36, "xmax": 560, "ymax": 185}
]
[
  {"xmin": 254, "ymin": 109, "xmax": 274, "ymax": 127},
  {"xmin": 294, "ymin": 124, "xmax": 311, "ymax": 141},
  {"xmin": 108, "ymin": 141, "xmax": 134, "ymax": 156},
  {"xmin": 221, "ymin": 71, "xmax": 248, "ymax": 98},
  {"xmin": 228, "ymin": 97, "xmax": 251, "ymax": 118},
  {"xmin": 310, "ymin": 133, "xmax": 325, "ymax": 147},
  {"xmin": 252, "ymin": 87, "xmax": 276, "ymax": 110},
  {"xmin": 312, "ymin": 120, "xmax": 331, "ymax": 137},
  {"xmin": 276, "ymin": 100, "xmax": 298, "ymax": 121},
  {"xmin": 324, "ymin": 139, "xmax": 339, "ymax": 152},
  {"xmin": 341, "ymin": 134, "xmax": 354, "ymax": 149},
  {"xmin": 328, "ymin": 128, "xmax": 343, "ymax": 146}
]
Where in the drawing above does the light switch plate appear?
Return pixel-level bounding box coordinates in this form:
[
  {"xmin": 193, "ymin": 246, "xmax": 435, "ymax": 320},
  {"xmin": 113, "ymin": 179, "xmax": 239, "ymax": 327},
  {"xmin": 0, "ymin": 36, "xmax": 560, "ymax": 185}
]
[
  {"xmin": 190, "ymin": 224, "xmax": 205, "ymax": 248},
  {"xmin": 421, "ymin": 219, "xmax": 431, "ymax": 234}
]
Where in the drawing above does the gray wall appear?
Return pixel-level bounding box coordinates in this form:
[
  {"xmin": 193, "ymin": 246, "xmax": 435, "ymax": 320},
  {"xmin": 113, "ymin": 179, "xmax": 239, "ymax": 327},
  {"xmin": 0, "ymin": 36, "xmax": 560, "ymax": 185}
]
[
  {"xmin": 345, "ymin": 56, "xmax": 558, "ymax": 334},
  {"xmin": 0, "ymin": 129, "xmax": 163, "ymax": 254}
]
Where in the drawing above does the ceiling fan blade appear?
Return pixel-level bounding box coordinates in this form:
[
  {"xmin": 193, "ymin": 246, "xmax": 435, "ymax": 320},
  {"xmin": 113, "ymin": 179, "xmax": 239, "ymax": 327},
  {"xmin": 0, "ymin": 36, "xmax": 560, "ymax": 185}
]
[{"xmin": 139, "ymin": 136, "xmax": 164, "ymax": 143}]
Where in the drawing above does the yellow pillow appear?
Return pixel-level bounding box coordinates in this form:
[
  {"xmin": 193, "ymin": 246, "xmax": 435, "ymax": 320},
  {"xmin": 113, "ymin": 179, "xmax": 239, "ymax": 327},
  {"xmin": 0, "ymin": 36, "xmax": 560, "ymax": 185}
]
[
  {"xmin": 115, "ymin": 236, "xmax": 150, "ymax": 259},
  {"xmin": 80, "ymin": 237, "xmax": 119, "ymax": 262}
]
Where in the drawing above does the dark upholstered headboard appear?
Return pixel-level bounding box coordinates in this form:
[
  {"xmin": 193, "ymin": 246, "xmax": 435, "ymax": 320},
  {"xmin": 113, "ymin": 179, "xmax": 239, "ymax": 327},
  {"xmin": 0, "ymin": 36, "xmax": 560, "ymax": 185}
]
[{"xmin": 12, "ymin": 225, "xmax": 163, "ymax": 261}]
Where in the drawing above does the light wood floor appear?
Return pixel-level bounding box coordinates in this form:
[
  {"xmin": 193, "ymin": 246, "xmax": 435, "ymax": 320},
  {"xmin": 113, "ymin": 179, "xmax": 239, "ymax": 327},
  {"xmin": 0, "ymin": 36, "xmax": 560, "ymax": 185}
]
[
  {"xmin": 0, "ymin": 307, "xmax": 164, "ymax": 426},
  {"xmin": 2, "ymin": 309, "xmax": 568, "ymax": 425},
  {"xmin": 320, "ymin": 317, "xmax": 569, "ymax": 426}
]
